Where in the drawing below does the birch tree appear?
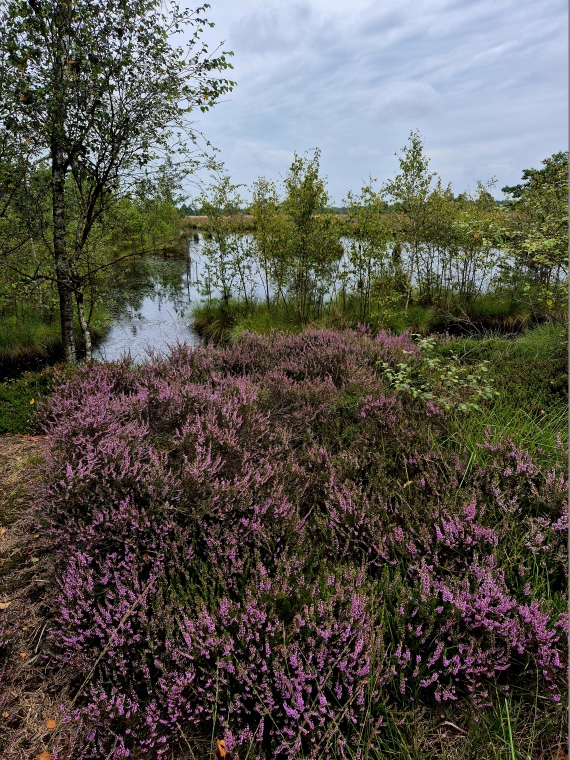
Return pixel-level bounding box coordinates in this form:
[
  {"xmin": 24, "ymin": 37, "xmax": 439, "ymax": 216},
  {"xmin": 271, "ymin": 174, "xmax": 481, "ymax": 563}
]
[{"xmin": 0, "ymin": 0, "xmax": 234, "ymax": 361}]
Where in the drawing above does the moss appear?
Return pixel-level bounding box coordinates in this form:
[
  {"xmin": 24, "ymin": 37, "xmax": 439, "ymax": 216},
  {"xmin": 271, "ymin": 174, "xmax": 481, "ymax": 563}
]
[{"xmin": 0, "ymin": 372, "xmax": 48, "ymax": 434}]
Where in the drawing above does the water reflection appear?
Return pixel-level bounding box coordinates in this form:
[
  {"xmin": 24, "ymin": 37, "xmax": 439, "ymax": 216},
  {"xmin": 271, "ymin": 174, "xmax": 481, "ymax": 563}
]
[
  {"xmin": 93, "ymin": 251, "xmax": 202, "ymax": 363},
  {"xmin": 93, "ymin": 233, "xmax": 506, "ymax": 362}
]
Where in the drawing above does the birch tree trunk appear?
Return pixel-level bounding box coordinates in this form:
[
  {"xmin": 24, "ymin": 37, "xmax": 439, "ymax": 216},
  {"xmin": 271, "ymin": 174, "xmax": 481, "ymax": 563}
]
[
  {"xmin": 52, "ymin": 147, "xmax": 76, "ymax": 363},
  {"xmin": 75, "ymin": 291, "xmax": 92, "ymax": 362}
]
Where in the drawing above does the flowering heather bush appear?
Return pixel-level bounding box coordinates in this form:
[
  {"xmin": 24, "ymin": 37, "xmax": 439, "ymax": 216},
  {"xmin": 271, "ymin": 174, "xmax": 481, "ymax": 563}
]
[{"xmin": 34, "ymin": 328, "xmax": 567, "ymax": 758}]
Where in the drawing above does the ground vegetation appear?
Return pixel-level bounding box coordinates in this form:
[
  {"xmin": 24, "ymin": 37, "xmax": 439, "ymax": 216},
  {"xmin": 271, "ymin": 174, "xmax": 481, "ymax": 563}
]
[{"xmin": 0, "ymin": 324, "xmax": 567, "ymax": 758}]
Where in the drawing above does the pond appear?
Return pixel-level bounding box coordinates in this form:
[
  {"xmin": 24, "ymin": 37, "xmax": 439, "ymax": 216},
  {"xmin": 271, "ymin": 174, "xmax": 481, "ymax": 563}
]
[
  {"xmin": 92, "ymin": 233, "xmax": 506, "ymax": 362},
  {"xmin": 93, "ymin": 234, "xmax": 267, "ymax": 362},
  {"xmin": 92, "ymin": 244, "xmax": 203, "ymax": 363}
]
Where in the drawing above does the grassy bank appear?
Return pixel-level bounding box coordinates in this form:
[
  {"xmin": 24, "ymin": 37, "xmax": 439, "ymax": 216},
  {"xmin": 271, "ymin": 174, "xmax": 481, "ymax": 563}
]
[
  {"xmin": 191, "ymin": 293, "xmax": 545, "ymax": 345},
  {"xmin": 437, "ymin": 322, "xmax": 567, "ymax": 466},
  {"xmin": 0, "ymin": 371, "xmax": 49, "ymax": 434},
  {"xmin": 0, "ymin": 304, "xmax": 111, "ymax": 376},
  {"xmin": 192, "ymin": 300, "xmax": 567, "ymax": 467},
  {"xmin": 0, "ymin": 361, "xmax": 84, "ymax": 435},
  {"xmin": 0, "ymin": 304, "xmax": 111, "ymax": 434}
]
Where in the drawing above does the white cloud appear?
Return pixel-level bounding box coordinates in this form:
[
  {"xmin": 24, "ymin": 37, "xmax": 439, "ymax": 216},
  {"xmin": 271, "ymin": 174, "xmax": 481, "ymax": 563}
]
[
  {"xmin": 187, "ymin": 0, "xmax": 568, "ymax": 202},
  {"xmin": 231, "ymin": 2, "xmax": 313, "ymax": 54},
  {"xmin": 363, "ymin": 81, "xmax": 444, "ymax": 124},
  {"xmin": 230, "ymin": 141, "xmax": 292, "ymax": 174}
]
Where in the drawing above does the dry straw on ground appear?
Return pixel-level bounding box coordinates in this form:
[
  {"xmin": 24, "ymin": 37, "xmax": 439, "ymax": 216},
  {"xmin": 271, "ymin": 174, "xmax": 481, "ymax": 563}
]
[{"xmin": 0, "ymin": 434, "xmax": 76, "ymax": 760}]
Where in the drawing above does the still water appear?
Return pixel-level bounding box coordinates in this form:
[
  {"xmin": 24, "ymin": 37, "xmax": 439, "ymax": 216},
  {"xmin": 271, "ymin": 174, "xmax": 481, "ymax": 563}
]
[
  {"xmin": 92, "ymin": 233, "xmax": 503, "ymax": 362},
  {"xmin": 92, "ymin": 245, "xmax": 203, "ymax": 363},
  {"xmin": 93, "ymin": 234, "xmax": 263, "ymax": 362}
]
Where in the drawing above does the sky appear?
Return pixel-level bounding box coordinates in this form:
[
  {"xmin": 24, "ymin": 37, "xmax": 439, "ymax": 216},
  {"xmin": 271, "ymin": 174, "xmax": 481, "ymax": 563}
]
[{"xmin": 188, "ymin": 0, "xmax": 568, "ymax": 205}]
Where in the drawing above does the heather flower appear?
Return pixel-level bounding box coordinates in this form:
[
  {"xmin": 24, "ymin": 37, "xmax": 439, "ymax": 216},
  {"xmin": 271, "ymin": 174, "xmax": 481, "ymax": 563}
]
[{"xmin": 31, "ymin": 329, "xmax": 567, "ymax": 758}]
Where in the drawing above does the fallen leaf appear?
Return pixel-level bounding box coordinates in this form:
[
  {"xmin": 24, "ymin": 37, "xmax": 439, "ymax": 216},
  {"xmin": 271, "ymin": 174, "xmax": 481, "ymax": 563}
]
[
  {"xmin": 46, "ymin": 718, "xmax": 56, "ymax": 729},
  {"xmin": 1, "ymin": 711, "xmax": 8, "ymax": 718},
  {"xmin": 22, "ymin": 626, "xmax": 29, "ymax": 631},
  {"xmin": 217, "ymin": 739, "xmax": 227, "ymax": 758},
  {"xmin": 0, "ymin": 602, "xmax": 11, "ymax": 610},
  {"xmin": 32, "ymin": 534, "xmax": 40, "ymax": 539},
  {"xmin": 0, "ymin": 527, "xmax": 6, "ymax": 537},
  {"xmin": 30, "ymin": 398, "xmax": 35, "ymax": 405},
  {"xmin": 402, "ymin": 480, "xmax": 413, "ymax": 488},
  {"xmin": 36, "ymin": 753, "xmax": 52, "ymax": 760},
  {"xmin": 31, "ymin": 557, "xmax": 39, "ymax": 563},
  {"xmin": 19, "ymin": 652, "xmax": 27, "ymax": 660}
]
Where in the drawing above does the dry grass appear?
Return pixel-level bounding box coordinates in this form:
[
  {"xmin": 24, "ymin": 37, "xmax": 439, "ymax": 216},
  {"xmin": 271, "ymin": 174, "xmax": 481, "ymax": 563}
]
[
  {"xmin": 184, "ymin": 214, "xmax": 255, "ymax": 230},
  {"xmin": 0, "ymin": 434, "xmax": 79, "ymax": 760}
]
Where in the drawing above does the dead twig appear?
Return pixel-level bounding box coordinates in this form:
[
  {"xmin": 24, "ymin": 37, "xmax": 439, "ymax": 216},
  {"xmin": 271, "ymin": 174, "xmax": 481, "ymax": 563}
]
[{"xmin": 437, "ymin": 720, "xmax": 468, "ymax": 735}]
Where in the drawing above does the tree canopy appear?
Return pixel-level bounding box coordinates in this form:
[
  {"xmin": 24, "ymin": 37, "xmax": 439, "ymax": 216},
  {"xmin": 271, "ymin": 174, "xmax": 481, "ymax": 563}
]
[{"xmin": 0, "ymin": 0, "xmax": 235, "ymax": 360}]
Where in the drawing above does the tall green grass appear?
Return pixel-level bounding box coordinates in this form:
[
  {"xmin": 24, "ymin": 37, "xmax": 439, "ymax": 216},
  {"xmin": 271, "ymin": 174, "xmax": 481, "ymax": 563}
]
[
  {"xmin": 0, "ymin": 304, "xmax": 111, "ymax": 365},
  {"xmin": 442, "ymin": 323, "xmax": 567, "ymax": 467},
  {"xmin": 0, "ymin": 314, "xmax": 61, "ymax": 361},
  {"xmin": 192, "ymin": 299, "xmax": 323, "ymax": 343},
  {"xmin": 191, "ymin": 292, "xmax": 539, "ymax": 344}
]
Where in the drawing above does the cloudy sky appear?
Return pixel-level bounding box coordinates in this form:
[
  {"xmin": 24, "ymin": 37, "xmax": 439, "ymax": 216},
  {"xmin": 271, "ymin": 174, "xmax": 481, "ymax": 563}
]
[{"xmin": 190, "ymin": 0, "xmax": 567, "ymax": 204}]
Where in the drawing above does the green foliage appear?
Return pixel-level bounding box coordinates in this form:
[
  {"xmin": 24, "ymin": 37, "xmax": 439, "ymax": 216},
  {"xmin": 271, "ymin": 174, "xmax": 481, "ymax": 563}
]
[
  {"xmin": 0, "ymin": 0, "xmax": 235, "ymax": 361},
  {"xmin": 383, "ymin": 130, "xmax": 437, "ymax": 216},
  {"xmin": 198, "ymin": 176, "xmax": 254, "ymax": 304},
  {"xmin": 249, "ymin": 177, "xmax": 289, "ymax": 310},
  {"xmin": 379, "ymin": 335, "xmax": 498, "ymax": 413},
  {"xmin": 342, "ymin": 180, "xmax": 391, "ymax": 319},
  {"xmin": 501, "ymin": 152, "xmax": 568, "ymax": 316},
  {"xmin": 382, "ymin": 130, "xmax": 438, "ymax": 309},
  {"xmin": 502, "ymin": 150, "xmax": 568, "ymax": 199},
  {"xmin": 187, "ymin": 142, "xmax": 566, "ymax": 349},
  {"xmin": 0, "ymin": 0, "xmax": 235, "ymax": 165},
  {"xmin": 0, "ymin": 371, "xmax": 48, "ymax": 433},
  {"xmin": 104, "ymin": 163, "xmax": 187, "ymax": 256},
  {"xmin": 0, "ymin": 149, "xmax": 187, "ymax": 370},
  {"xmin": 281, "ymin": 149, "xmax": 342, "ymax": 321},
  {"xmin": 195, "ymin": 153, "xmax": 344, "ymax": 324}
]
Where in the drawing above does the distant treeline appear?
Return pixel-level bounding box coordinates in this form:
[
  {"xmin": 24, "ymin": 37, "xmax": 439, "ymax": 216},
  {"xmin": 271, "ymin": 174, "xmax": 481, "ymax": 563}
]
[{"xmin": 186, "ymin": 135, "xmax": 568, "ymax": 330}]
